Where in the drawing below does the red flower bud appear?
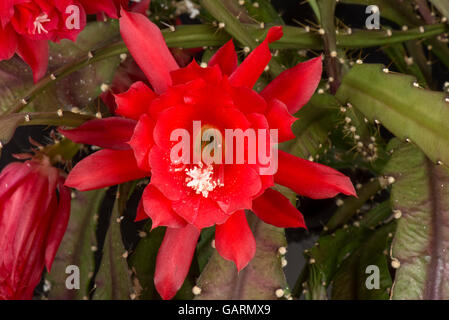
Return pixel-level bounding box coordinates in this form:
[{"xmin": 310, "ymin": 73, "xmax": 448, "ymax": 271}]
[{"xmin": 0, "ymin": 158, "xmax": 70, "ymax": 300}]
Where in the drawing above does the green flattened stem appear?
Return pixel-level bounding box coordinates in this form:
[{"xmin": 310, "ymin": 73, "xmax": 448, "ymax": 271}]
[
  {"xmin": 429, "ymin": 0, "xmax": 449, "ymax": 22},
  {"xmin": 294, "ymin": 201, "xmax": 393, "ymax": 299},
  {"xmin": 4, "ymin": 22, "xmax": 447, "ymax": 119},
  {"xmin": 384, "ymin": 139, "xmax": 449, "ymax": 299},
  {"xmin": 47, "ymin": 189, "xmax": 107, "ymax": 300},
  {"xmin": 336, "ymin": 63, "xmax": 449, "ymax": 168},
  {"xmin": 195, "ymin": 214, "xmax": 288, "ymax": 300},
  {"xmin": 93, "ymin": 184, "xmax": 134, "ymax": 300},
  {"xmin": 0, "ymin": 111, "xmax": 93, "ymax": 147}
]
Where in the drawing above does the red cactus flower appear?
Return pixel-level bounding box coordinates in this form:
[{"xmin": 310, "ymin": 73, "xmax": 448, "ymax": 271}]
[
  {"xmin": 61, "ymin": 10, "xmax": 356, "ymax": 300},
  {"xmin": 0, "ymin": 157, "xmax": 71, "ymax": 300},
  {"xmin": 0, "ymin": 0, "xmax": 88, "ymax": 82},
  {"xmin": 0, "ymin": 0, "xmax": 150, "ymax": 83}
]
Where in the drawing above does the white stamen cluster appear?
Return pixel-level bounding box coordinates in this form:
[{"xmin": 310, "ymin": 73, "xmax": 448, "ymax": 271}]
[
  {"xmin": 33, "ymin": 13, "xmax": 50, "ymax": 34},
  {"xmin": 185, "ymin": 163, "xmax": 222, "ymax": 198}
]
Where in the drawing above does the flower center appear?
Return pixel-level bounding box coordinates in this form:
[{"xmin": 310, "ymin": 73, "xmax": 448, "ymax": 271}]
[
  {"xmin": 32, "ymin": 13, "xmax": 50, "ymax": 35},
  {"xmin": 185, "ymin": 163, "xmax": 223, "ymax": 198}
]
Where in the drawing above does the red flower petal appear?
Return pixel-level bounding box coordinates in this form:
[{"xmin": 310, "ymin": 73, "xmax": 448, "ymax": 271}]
[
  {"xmin": 44, "ymin": 179, "xmax": 71, "ymax": 271},
  {"xmin": 229, "ymin": 26, "xmax": 283, "ymax": 88},
  {"xmin": 171, "ymin": 195, "xmax": 229, "ymax": 229},
  {"xmin": 16, "ymin": 37, "xmax": 48, "ymax": 83},
  {"xmin": 59, "ymin": 117, "xmax": 137, "ymax": 150},
  {"xmin": 65, "ymin": 149, "xmax": 148, "ymax": 191},
  {"xmin": 142, "ymin": 184, "xmax": 186, "ymax": 229},
  {"xmin": 0, "ymin": 162, "xmax": 33, "ymax": 200},
  {"xmin": 0, "ymin": 24, "xmax": 17, "ymax": 61},
  {"xmin": 171, "ymin": 61, "xmax": 222, "ymax": 86},
  {"xmin": 119, "ymin": 10, "xmax": 178, "ymax": 94},
  {"xmin": 230, "ymin": 85, "xmax": 267, "ymax": 114},
  {"xmin": 252, "ymin": 188, "xmax": 306, "ymax": 228},
  {"xmin": 79, "ymin": 0, "xmax": 119, "ymax": 18},
  {"xmin": 215, "ymin": 210, "xmax": 256, "ymax": 271},
  {"xmin": 0, "ymin": 0, "xmax": 14, "ymax": 27},
  {"xmin": 0, "ymin": 165, "xmax": 57, "ymax": 299},
  {"xmin": 114, "ymin": 81, "xmax": 157, "ymax": 120},
  {"xmin": 154, "ymin": 225, "xmax": 200, "ymax": 300},
  {"xmin": 153, "ymin": 103, "xmax": 250, "ymax": 150},
  {"xmin": 129, "ymin": 114, "xmax": 155, "ymax": 171},
  {"xmin": 245, "ymin": 113, "xmax": 275, "ymax": 196},
  {"xmin": 208, "ymin": 39, "xmax": 238, "ymax": 76},
  {"xmin": 135, "ymin": 197, "xmax": 148, "ymax": 222},
  {"xmin": 265, "ymin": 99, "xmax": 297, "ymax": 142},
  {"xmin": 261, "ymin": 57, "xmax": 322, "ymax": 114},
  {"xmin": 210, "ymin": 165, "xmax": 261, "ymax": 214},
  {"xmin": 275, "ymin": 150, "xmax": 356, "ymax": 199},
  {"xmin": 131, "ymin": 0, "xmax": 151, "ymax": 15}
]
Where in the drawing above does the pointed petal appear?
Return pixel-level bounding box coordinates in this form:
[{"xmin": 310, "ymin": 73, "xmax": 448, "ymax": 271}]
[
  {"xmin": 253, "ymin": 188, "xmax": 306, "ymax": 228},
  {"xmin": 171, "ymin": 60, "xmax": 222, "ymax": 86},
  {"xmin": 142, "ymin": 184, "xmax": 186, "ymax": 229},
  {"xmin": 65, "ymin": 149, "xmax": 148, "ymax": 191},
  {"xmin": 275, "ymin": 150, "xmax": 357, "ymax": 199},
  {"xmin": 45, "ymin": 180, "xmax": 71, "ymax": 271},
  {"xmin": 171, "ymin": 195, "xmax": 229, "ymax": 229},
  {"xmin": 154, "ymin": 225, "xmax": 200, "ymax": 300},
  {"xmin": 265, "ymin": 99, "xmax": 297, "ymax": 142},
  {"xmin": 119, "ymin": 10, "xmax": 178, "ymax": 94},
  {"xmin": 215, "ymin": 210, "xmax": 255, "ymax": 271},
  {"xmin": 16, "ymin": 38, "xmax": 48, "ymax": 83},
  {"xmin": 129, "ymin": 114, "xmax": 155, "ymax": 171},
  {"xmin": 229, "ymin": 26, "xmax": 283, "ymax": 88},
  {"xmin": 114, "ymin": 81, "xmax": 157, "ymax": 120},
  {"xmin": 208, "ymin": 39, "xmax": 238, "ymax": 76},
  {"xmin": 210, "ymin": 165, "xmax": 261, "ymax": 214},
  {"xmin": 261, "ymin": 57, "xmax": 322, "ymax": 114},
  {"xmin": 59, "ymin": 117, "xmax": 137, "ymax": 150},
  {"xmin": 0, "ymin": 24, "xmax": 17, "ymax": 61}
]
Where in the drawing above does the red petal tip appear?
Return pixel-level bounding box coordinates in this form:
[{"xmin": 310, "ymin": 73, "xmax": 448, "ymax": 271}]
[{"xmin": 266, "ymin": 26, "xmax": 283, "ymax": 43}]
